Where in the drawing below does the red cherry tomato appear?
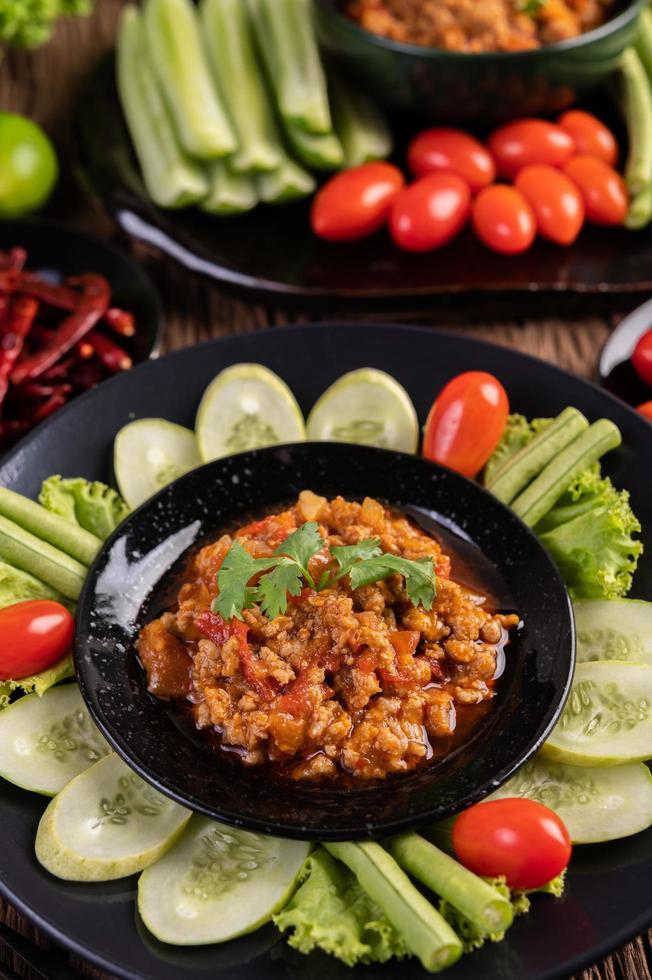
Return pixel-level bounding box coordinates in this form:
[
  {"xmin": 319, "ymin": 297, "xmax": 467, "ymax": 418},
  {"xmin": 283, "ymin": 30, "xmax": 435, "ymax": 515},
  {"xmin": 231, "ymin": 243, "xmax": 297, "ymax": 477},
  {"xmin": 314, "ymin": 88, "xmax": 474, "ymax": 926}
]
[
  {"xmin": 407, "ymin": 128, "xmax": 496, "ymax": 192},
  {"xmin": 562, "ymin": 155, "xmax": 629, "ymax": 226},
  {"xmin": 471, "ymin": 185, "xmax": 536, "ymax": 255},
  {"xmin": 422, "ymin": 371, "xmax": 509, "ymax": 478},
  {"xmin": 637, "ymin": 401, "xmax": 652, "ymax": 422},
  {"xmin": 0, "ymin": 600, "xmax": 74, "ymax": 681},
  {"xmin": 311, "ymin": 162, "xmax": 405, "ymax": 242},
  {"xmin": 632, "ymin": 328, "xmax": 652, "ymax": 386},
  {"xmin": 389, "ymin": 173, "xmax": 471, "ymax": 252},
  {"xmin": 515, "ymin": 164, "xmax": 585, "ymax": 245},
  {"xmin": 452, "ymin": 798, "xmax": 572, "ymax": 891},
  {"xmin": 557, "ymin": 109, "xmax": 618, "ymax": 166},
  {"xmin": 487, "ymin": 118, "xmax": 576, "ymax": 179}
]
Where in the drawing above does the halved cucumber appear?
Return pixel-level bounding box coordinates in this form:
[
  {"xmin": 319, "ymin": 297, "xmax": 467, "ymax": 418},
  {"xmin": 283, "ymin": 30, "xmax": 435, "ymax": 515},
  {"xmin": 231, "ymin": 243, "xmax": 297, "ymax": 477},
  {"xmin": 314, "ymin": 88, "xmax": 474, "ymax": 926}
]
[
  {"xmin": 35, "ymin": 754, "xmax": 191, "ymax": 881},
  {"xmin": 138, "ymin": 814, "xmax": 310, "ymax": 945},
  {"xmin": 490, "ymin": 754, "xmax": 652, "ymax": 843},
  {"xmin": 542, "ymin": 661, "xmax": 652, "ymax": 767},
  {"xmin": 0, "ymin": 684, "xmax": 109, "ymax": 796},
  {"xmin": 574, "ymin": 599, "xmax": 652, "ymax": 666},
  {"xmin": 306, "ymin": 368, "xmax": 419, "ymax": 453},
  {"xmin": 195, "ymin": 363, "xmax": 305, "ymax": 462},
  {"xmin": 114, "ymin": 419, "xmax": 202, "ymax": 509}
]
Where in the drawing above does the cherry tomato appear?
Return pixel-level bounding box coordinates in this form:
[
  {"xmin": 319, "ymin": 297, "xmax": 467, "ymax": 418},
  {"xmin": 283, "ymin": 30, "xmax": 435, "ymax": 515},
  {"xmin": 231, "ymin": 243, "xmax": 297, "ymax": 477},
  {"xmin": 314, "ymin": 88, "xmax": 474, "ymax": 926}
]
[
  {"xmin": 422, "ymin": 371, "xmax": 509, "ymax": 478},
  {"xmin": 471, "ymin": 185, "xmax": 536, "ymax": 255},
  {"xmin": 487, "ymin": 118, "xmax": 576, "ymax": 179},
  {"xmin": 557, "ymin": 110, "xmax": 618, "ymax": 166},
  {"xmin": 407, "ymin": 128, "xmax": 496, "ymax": 192},
  {"xmin": 637, "ymin": 401, "xmax": 652, "ymax": 422},
  {"xmin": 452, "ymin": 798, "xmax": 572, "ymax": 891},
  {"xmin": 0, "ymin": 600, "xmax": 74, "ymax": 681},
  {"xmin": 632, "ymin": 328, "xmax": 652, "ymax": 386},
  {"xmin": 562, "ymin": 155, "xmax": 629, "ymax": 226},
  {"xmin": 389, "ymin": 173, "xmax": 471, "ymax": 252},
  {"xmin": 515, "ymin": 164, "xmax": 585, "ymax": 245},
  {"xmin": 311, "ymin": 162, "xmax": 405, "ymax": 242}
]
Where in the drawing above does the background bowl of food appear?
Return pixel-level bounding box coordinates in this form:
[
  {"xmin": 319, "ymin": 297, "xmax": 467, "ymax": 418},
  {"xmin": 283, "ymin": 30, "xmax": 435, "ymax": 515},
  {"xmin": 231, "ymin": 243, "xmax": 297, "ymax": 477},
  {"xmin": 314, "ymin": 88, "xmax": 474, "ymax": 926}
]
[{"xmin": 314, "ymin": 0, "xmax": 645, "ymax": 123}]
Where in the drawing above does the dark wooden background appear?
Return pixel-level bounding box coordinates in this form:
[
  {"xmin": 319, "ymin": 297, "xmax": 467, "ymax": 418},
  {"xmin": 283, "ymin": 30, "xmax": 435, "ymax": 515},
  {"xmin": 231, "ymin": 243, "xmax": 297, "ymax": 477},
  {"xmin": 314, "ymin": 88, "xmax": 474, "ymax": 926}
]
[{"xmin": 1, "ymin": 1, "xmax": 652, "ymax": 977}]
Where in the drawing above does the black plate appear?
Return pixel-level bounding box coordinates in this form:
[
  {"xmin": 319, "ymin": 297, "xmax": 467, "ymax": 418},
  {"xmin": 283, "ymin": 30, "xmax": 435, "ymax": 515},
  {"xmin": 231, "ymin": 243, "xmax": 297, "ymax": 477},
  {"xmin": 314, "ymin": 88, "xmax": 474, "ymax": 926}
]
[
  {"xmin": 0, "ymin": 219, "xmax": 164, "ymax": 364},
  {"xmin": 599, "ymin": 296, "xmax": 652, "ymax": 405},
  {"xmin": 75, "ymin": 443, "xmax": 573, "ymax": 839},
  {"xmin": 75, "ymin": 58, "xmax": 652, "ymax": 314},
  {"xmin": 1, "ymin": 324, "xmax": 652, "ymax": 980}
]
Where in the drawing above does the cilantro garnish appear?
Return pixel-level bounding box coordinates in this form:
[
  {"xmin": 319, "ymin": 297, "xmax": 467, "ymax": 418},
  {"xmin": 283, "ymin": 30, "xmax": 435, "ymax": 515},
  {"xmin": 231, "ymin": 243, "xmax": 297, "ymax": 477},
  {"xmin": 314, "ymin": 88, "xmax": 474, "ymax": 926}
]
[
  {"xmin": 212, "ymin": 521, "xmax": 437, "ymax": 621},
  {"xmin": 520, "ymin": 0, "xmax": 545, "ymax": 16}
]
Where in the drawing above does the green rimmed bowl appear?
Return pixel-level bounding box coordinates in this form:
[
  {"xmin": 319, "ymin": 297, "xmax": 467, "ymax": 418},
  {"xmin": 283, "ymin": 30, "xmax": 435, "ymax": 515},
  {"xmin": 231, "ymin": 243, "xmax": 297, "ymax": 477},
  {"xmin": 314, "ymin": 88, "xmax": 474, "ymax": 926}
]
[{"xmin": 314, "ymin": 0, "xmax": 645, "ymax": 124}]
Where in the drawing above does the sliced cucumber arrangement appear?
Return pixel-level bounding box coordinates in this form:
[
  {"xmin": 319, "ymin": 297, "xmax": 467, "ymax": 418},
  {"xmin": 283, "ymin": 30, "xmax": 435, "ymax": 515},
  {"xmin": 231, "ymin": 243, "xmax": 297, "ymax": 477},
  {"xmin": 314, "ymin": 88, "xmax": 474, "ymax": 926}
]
[
  {"xmin": 114, "ymin": 419, "xmax": 202, "ymax": 509},
  {"xmin": 138, "ymin": 815, "xmax": 310, "ymax": 945},
  {"xmin": 490, "ymin": 754, "xmax": 652, "ymax": 844},
  {"xmin": 306, "ymin": 368, "xmax": 419, "ymax": 453},
  {"xmin": 574, "ymin": 598, "xmax": 652, "ymax": 666},
  {"xmin": 542, "ymin": 661, "xmax": 652, "ymax": 767},
  {"xmin": 0, "ymin": 684, "xmax": 109, "ymax": 796},
  {"xmin": 35, "ymin": 753, "xmax": 191, "ymax": 881},
  {"xmin": 196, "ymin": 363, "xmax": 305, "ymax": 461}
]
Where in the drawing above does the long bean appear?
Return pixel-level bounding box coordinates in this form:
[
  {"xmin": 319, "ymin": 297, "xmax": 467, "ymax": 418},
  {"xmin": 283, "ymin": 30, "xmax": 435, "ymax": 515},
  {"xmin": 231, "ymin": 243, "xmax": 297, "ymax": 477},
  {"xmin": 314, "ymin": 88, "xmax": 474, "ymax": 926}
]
[
  {"xmin": 388, "ymin": 833, "xmax": 514, "ymax": 936},
  {"xmin": 144, "ymin": 0, "xmax": 236, "ymax": 160},
  {"xmin": 620, "ymin": 47, "xmax": 652, "ymax": 199},
  {"xmin": 0, "ymin": 487, "xmax": 101, "ymax": 567},
  {"xmin": 0, "ymin": 516, "xmax": 86, "ymax": 601},
  {"xmin": 324, "ymin": 841, "xmax": 462, "ymax": 973},
  {"xmin": 201, "ymin": 160, "xmax": 259, "ymax": 215},
  {"xmin": 117, "ymin": 6, "xmax": 208, "ymax": 208},
  {"xmin": 200, "ymin": 0, "xmax": 282, "ymax": 174},
  {"xmin": 329, "ymin": 70, "xmax": 393, "ymax": 167}
]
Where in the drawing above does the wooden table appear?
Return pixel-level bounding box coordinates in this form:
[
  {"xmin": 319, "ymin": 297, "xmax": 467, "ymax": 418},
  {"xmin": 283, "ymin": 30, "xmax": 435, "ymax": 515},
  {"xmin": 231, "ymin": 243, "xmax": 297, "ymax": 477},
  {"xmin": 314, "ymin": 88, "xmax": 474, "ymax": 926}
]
[{"xmin": 1, "ymin": 3, "xmax": 651, "ymax": 978}]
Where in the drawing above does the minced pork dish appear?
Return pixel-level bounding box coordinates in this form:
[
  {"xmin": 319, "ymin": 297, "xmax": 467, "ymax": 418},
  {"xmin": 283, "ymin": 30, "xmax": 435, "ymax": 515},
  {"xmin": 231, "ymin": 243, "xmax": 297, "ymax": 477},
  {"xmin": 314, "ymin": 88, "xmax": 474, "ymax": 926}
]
[
  {"xmin": 345, "ymin": 0, "xmax": 616, "ymax": 52},
  {"xmin": 137, "ymin": 491, "xmax": 520, "ymax": 782}
]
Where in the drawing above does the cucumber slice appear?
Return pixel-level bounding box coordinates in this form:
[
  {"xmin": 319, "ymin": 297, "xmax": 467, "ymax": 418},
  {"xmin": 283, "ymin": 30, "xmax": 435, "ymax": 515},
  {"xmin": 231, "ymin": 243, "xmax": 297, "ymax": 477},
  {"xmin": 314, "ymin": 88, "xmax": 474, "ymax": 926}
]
[
  {"xmin": 0, "ymin": 684, "xmax": 109, "ymax": 796},
  {"xmin": 114, "ymin": 419, "xmax": 202, "ymax": 509},
  {"xmin": 138, "ymin": 814, "xmax": 310, "ymax": 945},
  {"xmin": 490, "ymin": 755, "xmax": 652, "ymax": 843},
  {"xmin": 574, "ymin": 599, "xmax": 652, "ymax": 666},
  {"xmin": 306, "ymin": 368, "xmax": 419, "ymax": 453},
  {"xmin": 542, "ymin": 661, "xmax": 652, "ymax": 767},
  {"xmin": 195, "ymin": 363, "xmax": 306, "ymax": 462},
  {"xmin": 35, "ymin": 754, "xmax": 191, "ymax": 881}
]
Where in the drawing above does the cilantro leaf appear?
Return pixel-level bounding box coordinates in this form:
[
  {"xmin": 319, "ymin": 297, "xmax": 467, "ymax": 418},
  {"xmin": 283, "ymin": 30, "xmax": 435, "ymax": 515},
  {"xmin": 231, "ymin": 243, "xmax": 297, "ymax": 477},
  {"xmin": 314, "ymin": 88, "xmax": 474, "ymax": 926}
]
[
  {"xmin": 258, "ymin": 559, "xmax": 304, "ymax": 619},
  {"xmin": 274, "ymin": 521, "xmax": 323, "ymax": 588},
  {"xmin": 330, "ymin": 538, "xmax": 382, "ymax": 577},
  {"xmin": 349, "ymin": 554, "xmax": 436, "ymax": 609},
  {"xmin": 213, "ymin": 540, "xmax": 276, "ymax": 621}
]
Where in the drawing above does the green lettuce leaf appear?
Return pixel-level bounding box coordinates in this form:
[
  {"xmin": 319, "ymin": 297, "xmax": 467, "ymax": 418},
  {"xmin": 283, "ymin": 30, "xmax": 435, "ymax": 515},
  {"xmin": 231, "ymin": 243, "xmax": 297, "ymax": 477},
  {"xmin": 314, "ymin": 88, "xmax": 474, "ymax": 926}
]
[
  {"xmin": 537, "ymin": 468, "xmax": 642, "ymax": 599},
  {"xmin": 0, "ymin": 654, "xmax": 74, "ymax": 710},
  {"xmin": 0, "ymin": 561, "xmax": 73, "ymax": 611},
  {"xmin": 483, "ymin": 414, "xmax": 551, "ymax": 485},
  {"xmin": 39, "ymin": 476, "xmax": 130, "ymax": 541},
  {"xmin": 273, "ymin": 849, "xmax": 409, "ymax": 966}
]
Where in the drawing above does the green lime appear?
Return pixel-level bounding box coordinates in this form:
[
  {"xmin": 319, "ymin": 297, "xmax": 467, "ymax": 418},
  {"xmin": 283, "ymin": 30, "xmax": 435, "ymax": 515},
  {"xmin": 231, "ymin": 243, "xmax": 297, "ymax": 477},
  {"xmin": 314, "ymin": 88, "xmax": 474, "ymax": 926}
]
[
  {"xmin": 195, "ymin": 363, "xmax": 305, "ymax": 462},
  {"xmin": 0, "ymin": 112, "xmax": 59, "ymax": 218},
  {"xmin": 306, "ymin": 368, "xmax": 419, "ymax": 452}
]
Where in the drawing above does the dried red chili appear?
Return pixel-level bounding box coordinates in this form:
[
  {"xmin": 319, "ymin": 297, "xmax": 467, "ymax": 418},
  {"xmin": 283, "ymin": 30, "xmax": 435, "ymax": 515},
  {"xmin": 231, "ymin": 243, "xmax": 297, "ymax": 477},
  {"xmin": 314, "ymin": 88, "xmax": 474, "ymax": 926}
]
[
  {"xmin": 0, "ymin": 297, "xmax": 39, "ymax": 410},
  {"xmin": 11, "ymin": 274, "xmax": 110, "ymax": 384}
]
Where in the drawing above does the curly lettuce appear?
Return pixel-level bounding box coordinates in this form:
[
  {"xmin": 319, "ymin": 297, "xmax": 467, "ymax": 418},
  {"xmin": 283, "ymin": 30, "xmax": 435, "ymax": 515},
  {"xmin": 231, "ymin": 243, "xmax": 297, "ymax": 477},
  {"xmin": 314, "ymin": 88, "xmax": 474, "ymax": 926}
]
[
  {"xmin": 39, "ymin": 475, "xmax": 130, "ymax": 541},
  {"xmin": 537, "ymin": 468, "xmax": 642, "ymax": 599},
  {"xmin": 0, "ymin": 0, "xmax": 93, "ymax": 50},
  {"xmin": 273, "ymin": 849, "xmax": 409, "ymax": 966},
  {"xmin": 0, "ymin": 653, "xmax": 73, "ymax": 710}
]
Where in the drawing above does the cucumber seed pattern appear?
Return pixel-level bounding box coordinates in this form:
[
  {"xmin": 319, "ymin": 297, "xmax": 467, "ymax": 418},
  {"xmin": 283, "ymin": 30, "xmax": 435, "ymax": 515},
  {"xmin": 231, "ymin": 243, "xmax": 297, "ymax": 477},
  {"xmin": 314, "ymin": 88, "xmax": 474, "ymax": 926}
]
[
  {"xmin": 36, "ymin": 707, "xmax": 108, "ymax": 767},
  {"xmin": 183, "ymin": 827, "xmax": 271, "ymax": 901},
  {"xmin": 560, "ymin": 680, "xmax": 650, "ymax": 738},
  {"xmin": 503, "ymin": 758, "xmax": 602, "ymax": 808},
  {"xmin": 578, "ymin": 627, "xmax": 645, "ymax": 663},
  {"xmin": 93, "ymin": 774, "xmax": 167, "ymax": 829}
]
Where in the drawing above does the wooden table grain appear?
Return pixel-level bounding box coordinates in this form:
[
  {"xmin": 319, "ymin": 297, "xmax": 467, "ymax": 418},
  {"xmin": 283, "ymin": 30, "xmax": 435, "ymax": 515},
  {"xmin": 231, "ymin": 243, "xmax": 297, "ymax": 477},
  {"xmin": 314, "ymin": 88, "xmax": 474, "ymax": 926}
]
[{"xmin": 0, "ymin": 4, "xmax": 650, "ymax": 978}]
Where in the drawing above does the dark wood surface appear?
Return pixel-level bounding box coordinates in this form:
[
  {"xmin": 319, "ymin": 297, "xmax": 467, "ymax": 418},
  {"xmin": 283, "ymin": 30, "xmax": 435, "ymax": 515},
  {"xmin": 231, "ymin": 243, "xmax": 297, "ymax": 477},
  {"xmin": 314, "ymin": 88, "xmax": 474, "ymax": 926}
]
[{"xmin": 0, "ymin": 2, "xmax": 650, "ymax": 978}]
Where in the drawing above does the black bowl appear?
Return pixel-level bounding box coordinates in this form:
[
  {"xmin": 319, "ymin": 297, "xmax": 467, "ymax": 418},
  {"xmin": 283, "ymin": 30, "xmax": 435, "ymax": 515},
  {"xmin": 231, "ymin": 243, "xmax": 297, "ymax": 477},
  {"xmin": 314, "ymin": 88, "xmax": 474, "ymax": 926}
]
[
  {"xmin": 75, "ymin": 441, "xmax": 574, "ymax": 840},
  {"xmin": 314, "ymin": 0, "xmax": 644, "ymax": 123},
  {"xmin": 0, "ymin": 219, "xmax": 163, "ymax": 363}
]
